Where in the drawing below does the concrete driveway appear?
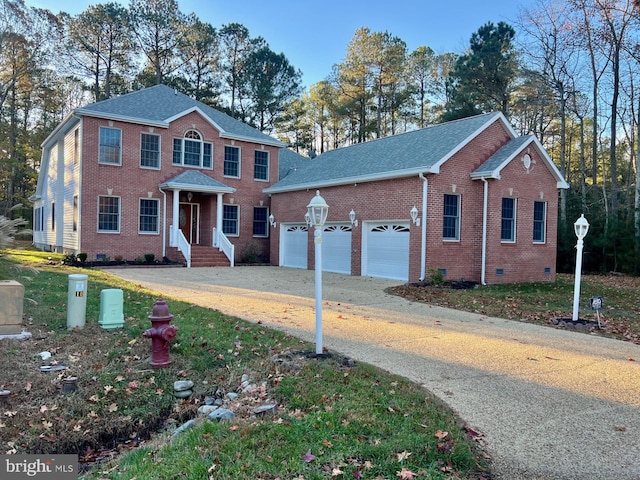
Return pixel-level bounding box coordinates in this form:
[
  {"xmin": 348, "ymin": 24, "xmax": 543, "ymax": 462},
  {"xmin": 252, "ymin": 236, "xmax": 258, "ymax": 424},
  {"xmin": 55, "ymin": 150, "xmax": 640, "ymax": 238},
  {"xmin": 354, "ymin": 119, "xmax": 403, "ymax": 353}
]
[{"xmin": 108, "ymin": 266, "xmax": 640, "ymax": 480}]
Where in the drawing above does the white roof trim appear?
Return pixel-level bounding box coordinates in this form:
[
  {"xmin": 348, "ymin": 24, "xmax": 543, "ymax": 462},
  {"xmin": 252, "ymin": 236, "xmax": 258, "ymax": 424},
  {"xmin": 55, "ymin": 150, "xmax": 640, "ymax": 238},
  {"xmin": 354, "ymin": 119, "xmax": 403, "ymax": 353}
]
[
  {"xmin": 264, "ymin": 167, "xmax": 437, "ymax": 194},
  {"xmin": 164, "ymin": 106, "xmax": 286, "ymax": 147},
  {"xmin": 470, "ymin": 136, "xmax": 569, "ymax": 189}
]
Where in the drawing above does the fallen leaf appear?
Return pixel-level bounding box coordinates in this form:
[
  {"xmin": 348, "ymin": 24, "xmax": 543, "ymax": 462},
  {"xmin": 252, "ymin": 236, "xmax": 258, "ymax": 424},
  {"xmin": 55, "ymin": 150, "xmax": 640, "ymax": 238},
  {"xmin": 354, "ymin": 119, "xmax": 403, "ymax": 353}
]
[
  {"xmin": 39, "ymin": 405, "xmax": 48, "ymax": 414},
  {"xmin": 397, "ymin": 467, "xmax": 417, "ymax": 479},
  {"xmin": 323, "ymin": 438, "xmax": 333, "ymax": 448},
  {"xmin": 332, "ymin": 467, "xmax": 344, "ymax": 476},
  {"xmin": 396, "ymin": 451, "xmax": 412, "ymax": 462},
  {"xmin": 435, "ymin": 429, "xmax": 448, "ymax": 439},
  {"xmin": 301, "ymin": 449, "xmax": 316, "ymax": 462},
  {"xmin": 25, "ymin": 382, "xmax": 32, "ymax": 392},
  {"xmin": 108, "ymin": 403, "xmax": 118, "ymax": 412}
]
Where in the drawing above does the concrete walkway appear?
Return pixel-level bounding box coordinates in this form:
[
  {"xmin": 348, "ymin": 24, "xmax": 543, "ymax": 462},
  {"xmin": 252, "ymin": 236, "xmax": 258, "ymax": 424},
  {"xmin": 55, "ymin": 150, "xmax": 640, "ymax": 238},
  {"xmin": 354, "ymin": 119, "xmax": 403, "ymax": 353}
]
[{"xmin": 107, "ymin": 266, "xmax": 640, "ymax": 480}]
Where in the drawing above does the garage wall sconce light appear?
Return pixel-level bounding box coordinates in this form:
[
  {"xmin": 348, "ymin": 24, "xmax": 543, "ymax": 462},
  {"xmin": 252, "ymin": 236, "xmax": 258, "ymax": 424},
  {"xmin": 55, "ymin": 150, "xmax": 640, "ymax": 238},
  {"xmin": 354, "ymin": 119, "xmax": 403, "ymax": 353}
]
[
  {"xmin": 349, "ymin": 209, "xmax": 358, "ymax": 227},
  {"xmin": 269, "ymin": 214, "xmax": 276, "ymax": 228},
  {"xmin": 410, "ymin": 206, "xmax": 420, "ymax": 226}
]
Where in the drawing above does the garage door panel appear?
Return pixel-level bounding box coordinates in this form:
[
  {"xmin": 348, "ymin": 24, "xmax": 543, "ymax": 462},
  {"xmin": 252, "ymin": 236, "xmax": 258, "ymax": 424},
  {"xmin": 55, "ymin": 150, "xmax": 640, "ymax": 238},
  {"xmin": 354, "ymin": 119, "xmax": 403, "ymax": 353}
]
[
  {"xmin": 281, "ymin": 224, "xmax": 308, "ymax": 269},
  {"xmin": 366, "ymin": 223, "xmax": 409, "ymax": 281},
  {"xmin": 323, "ymin": 224, "xmax": 352, "ymax": 274}
]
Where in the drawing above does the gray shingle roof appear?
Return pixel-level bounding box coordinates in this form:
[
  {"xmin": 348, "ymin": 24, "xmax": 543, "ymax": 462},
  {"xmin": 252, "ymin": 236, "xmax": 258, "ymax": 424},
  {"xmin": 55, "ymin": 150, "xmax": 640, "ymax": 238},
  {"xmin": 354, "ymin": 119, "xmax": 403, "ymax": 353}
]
[
  {"xmin": 76, "ymin": 84, "xmax": 284, "ymax": 147},
  {"xmin": 159, "ymin": 170, "xmax": 235, "ymax": 193},
  {"xmin": 265, "ymin": 112, "xmax": 504, "ymax": 193},
  {"xmin": 278, "ymin": 148, "xmax": 310, "ymax": 180},
  {"xmin": 472, "ymin": 136, "xmax": 532, "ymax": 178}
]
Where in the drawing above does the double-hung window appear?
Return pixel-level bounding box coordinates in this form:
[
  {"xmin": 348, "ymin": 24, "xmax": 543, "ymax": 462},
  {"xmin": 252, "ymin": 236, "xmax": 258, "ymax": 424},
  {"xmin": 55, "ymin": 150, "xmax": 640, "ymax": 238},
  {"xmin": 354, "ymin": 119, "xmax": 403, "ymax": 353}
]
[
  {"xmin": 172, "ymin": 130, "xmax": 212, "ymax": 169},
  {"xmin": 223, "ymin": 204, "xmax": 239, "ymax": 236},
  {"xmin": 501, "ymin": 198, "xmax": 516, "ymax": 242},
  {"xmin": 443, "ymin": 194, "xmax": 460, "ymax": 240},
  {"xmin": 98, "ymin": 196, "xmax": 120, "ymax": 233},
  {"xmin": 533, "ymin": 201, "xmax": 547, "ymax": 243},
  {"xmin": 139, "ymin": 198, "xmax": 160, "ymax": 234},
  {"xmin": 224, "ymin": 146, "xmax": 240, "ymax": 177},
  {"xmin": 254, "ymin": 150, "xmax": 269, "ymax": 181},
  {"xmin": 99, "ymin": 127, "xmax": 121, "ymax": 165},
  {"xmin": 140, "ymin": 133, "xmax": 160, "ymax": 169},
  {"xmin": 253, "ymin": 207, "xmax": 268, "ymax": 237}
]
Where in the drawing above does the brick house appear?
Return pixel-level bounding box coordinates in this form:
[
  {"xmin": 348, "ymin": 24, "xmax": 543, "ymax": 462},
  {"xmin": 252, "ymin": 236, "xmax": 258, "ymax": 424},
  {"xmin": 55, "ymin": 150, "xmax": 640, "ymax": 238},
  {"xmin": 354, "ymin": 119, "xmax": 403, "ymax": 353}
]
[
  {"xmin": 31, "ymin": 84, "xmax": 285, "ymax": 267},
  {"xmin": 32, "ymin": 85, "xmax": 567, "ymax": 284},
  {"xmin": 265, "ymin": 112, "xmax": 568, "ymax": 284}
]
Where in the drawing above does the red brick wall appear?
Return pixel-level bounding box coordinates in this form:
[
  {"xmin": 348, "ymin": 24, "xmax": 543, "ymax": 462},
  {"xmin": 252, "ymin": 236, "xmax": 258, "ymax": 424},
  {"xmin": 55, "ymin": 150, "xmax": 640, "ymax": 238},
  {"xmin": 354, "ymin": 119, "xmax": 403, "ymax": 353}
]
[
  {"xmin": 270, "ymin": 119, "xmax": 560, "ymax": 284},
  {"xmin": 78, "ymin": 113, "xmax": 278, "ymax": 262}
]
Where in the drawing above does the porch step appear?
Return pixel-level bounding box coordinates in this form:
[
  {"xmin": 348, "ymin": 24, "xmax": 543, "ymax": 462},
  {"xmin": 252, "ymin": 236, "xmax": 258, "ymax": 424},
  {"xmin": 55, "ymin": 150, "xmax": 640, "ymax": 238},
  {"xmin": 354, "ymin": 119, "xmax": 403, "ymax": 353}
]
[
  {"xmin": 189, "ymin": 245, "xmax": 231, "ymax": 267},
  {"xmin": 168, "ymin": 246, "xmax": 231, "ymax": 267}
]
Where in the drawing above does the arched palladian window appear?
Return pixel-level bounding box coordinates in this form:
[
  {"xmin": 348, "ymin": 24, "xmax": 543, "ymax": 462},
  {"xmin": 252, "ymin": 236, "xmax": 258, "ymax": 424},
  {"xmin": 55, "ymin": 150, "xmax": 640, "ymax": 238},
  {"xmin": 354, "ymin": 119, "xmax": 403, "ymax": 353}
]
[{"xmin": 172, "ymin": 129, "xmax": 213, "ymax": 169}]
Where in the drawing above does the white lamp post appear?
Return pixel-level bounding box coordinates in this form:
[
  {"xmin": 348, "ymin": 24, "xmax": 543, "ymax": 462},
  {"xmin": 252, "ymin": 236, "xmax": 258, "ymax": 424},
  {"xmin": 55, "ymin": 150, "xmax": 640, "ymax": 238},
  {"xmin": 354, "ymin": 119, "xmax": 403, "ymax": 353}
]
[
  {"xmin": 306, "ymin": 190, "xmax": 329, "ymax": 354},
  {"xmin": 572, "ymin": 214, "xmax": 590, "ymax": 321}
]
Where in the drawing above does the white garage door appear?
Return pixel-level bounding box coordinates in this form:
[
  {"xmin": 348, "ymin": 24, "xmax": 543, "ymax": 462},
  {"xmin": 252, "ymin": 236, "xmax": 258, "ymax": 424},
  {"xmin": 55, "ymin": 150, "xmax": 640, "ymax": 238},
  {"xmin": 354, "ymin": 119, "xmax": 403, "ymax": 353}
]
[
  {"xmin": 364, "ymin": 223, "xmax": 410, "ymax": 281},
  {"xmin": 281, "ymin": 224, "xmax": 308, "ymax": 269},
  {"xmin": 322, "ymin": 224, "xmax": 352, "ymax": 274}
]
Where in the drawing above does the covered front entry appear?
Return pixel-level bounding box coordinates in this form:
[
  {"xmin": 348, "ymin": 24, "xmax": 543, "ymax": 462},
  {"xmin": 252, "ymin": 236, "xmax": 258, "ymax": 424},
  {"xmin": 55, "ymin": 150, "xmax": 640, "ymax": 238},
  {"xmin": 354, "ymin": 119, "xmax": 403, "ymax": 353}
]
[{"xmin": 363, "ymin": 222, "xmax": 410, "ymax": 281}]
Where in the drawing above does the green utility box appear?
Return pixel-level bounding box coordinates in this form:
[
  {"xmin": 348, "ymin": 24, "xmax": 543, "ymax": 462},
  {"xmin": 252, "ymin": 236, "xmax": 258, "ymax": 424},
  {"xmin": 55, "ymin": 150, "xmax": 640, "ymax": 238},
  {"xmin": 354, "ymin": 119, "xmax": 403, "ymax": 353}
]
[{"xmin": 99, "ymin": 289, "xmax": 124, "ymax": 329}]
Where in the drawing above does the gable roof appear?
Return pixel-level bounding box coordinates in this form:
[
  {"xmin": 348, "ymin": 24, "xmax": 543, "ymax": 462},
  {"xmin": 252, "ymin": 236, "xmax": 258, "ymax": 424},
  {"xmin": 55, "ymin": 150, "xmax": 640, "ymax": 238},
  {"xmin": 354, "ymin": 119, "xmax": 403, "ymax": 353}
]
[
  {"xmin": 159, "ymin": 170, "xmax": 236, "ymax": 193},
  {"xmin": 73, "ymin": 84, "xmax": 284, "ymax": 147},
  {"xmin": 471, "ymin": 135, "xmax": 569, "ymax": 189},
  {"xmin": 264, "ymin": 112, "xmax": 513, "ymax": 194}
]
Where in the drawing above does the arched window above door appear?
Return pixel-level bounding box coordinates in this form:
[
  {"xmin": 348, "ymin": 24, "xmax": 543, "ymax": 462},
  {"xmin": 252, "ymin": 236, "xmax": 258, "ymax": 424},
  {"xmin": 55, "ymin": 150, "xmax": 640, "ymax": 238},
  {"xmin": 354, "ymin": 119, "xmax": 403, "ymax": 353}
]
[{"xmin": 173, "ymin": 129, "xmax": 213, "ymax": 169}]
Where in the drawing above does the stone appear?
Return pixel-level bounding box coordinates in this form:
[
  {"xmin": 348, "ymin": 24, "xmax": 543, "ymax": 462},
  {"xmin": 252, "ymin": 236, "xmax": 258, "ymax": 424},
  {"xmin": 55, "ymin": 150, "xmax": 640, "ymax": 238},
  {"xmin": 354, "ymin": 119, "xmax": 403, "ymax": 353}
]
[
  {"xmin": 226, "ymin": 392, "xmax": 238, "ymax": 400},
  {"xmin": 208, "ymin": 408, "xmax": 235, "ymax": 421},
  {"xmin": 0, "ymin": 281, "xmax": 24, "ymax": 335},
  {"xmin": 174, "ymin": 380, "xmax": 194, "ymax": 392},
  {"xmin": 174, "ymin": 390, "xmax": 192, "ymax": 399},
  {"xmin": 197, "ymin": 405, "xmax": 219, "ymax": 415},
  {"xmin": 171, "ymin": 419, "xmax": 195, "ymax": 438},
  {"xmin": 253, "ymin": 404, "xmax": 277, "ymax": 416}
]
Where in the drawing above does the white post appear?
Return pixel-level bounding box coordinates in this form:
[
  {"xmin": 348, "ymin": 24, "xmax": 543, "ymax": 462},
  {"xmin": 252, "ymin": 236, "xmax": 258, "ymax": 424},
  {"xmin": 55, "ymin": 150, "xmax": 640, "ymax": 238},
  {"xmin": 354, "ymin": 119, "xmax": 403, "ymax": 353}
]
[
  {"xmin": 572, "ymin": 215, "xmax": 589, "ymax": 321},
  {"xmin": 314, "ymin": 226, "xmax": 323, "ymax": 354},
  {"xmin": 572, "ymin": 236, "xmax": 584, "ymax": 321}
]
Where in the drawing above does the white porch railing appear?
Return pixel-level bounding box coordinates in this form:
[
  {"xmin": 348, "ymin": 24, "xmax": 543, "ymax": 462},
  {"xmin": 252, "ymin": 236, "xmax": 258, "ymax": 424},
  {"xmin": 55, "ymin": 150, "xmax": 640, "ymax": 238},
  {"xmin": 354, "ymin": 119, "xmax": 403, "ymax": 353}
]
[
  {"xmin": 213, "ymin": 227, "xmax": 235, "ymax": 267},
  {"xmin": 176, "ymin": 228, "xmax": 191, "ymax": 268}
]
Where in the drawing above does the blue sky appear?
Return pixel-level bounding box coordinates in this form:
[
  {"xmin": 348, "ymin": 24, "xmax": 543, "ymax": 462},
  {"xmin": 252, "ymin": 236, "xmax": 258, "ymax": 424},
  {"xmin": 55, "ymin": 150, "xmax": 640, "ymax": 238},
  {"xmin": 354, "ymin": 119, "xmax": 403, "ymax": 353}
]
[{"xmin": 32, "ymin": 0, "xmax": 531, "ymax": 89}]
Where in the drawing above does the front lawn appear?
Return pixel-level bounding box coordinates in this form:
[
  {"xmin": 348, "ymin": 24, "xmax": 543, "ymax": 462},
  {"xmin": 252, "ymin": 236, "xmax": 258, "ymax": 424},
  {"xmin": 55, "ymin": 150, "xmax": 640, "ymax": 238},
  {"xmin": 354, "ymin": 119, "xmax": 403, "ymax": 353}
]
[{"xmin": 0, "ymin": 249, "xmax": 488, "ymax": 479}]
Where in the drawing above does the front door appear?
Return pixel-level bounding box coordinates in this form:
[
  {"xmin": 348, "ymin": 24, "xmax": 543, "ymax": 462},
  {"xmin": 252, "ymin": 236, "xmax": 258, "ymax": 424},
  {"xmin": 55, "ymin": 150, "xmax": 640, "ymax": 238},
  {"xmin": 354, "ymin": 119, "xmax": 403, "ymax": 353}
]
[{"xmin": 179, "ymin": 202, "xmax": 199, "ymax": 244}]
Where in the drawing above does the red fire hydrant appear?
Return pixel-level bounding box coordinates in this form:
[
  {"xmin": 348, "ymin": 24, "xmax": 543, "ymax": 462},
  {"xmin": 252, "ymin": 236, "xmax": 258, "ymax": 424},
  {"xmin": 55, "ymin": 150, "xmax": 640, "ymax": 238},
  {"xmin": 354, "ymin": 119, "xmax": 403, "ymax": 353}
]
[{"xmin": 143, "ymin": 299, "xmax": 178, "ymax": 368}]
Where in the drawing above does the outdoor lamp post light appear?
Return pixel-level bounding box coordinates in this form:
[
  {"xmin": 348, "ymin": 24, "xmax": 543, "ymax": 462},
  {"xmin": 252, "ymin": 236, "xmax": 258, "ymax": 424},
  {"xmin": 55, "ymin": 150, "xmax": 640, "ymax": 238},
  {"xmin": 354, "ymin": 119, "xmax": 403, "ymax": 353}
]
[
  {"xmin": 572, "ymin": 214, "xmax": 590, "ymax": 321},
  {"xmin": 306, "ymin": 190, "xmax": 329, "ymax": 354}
]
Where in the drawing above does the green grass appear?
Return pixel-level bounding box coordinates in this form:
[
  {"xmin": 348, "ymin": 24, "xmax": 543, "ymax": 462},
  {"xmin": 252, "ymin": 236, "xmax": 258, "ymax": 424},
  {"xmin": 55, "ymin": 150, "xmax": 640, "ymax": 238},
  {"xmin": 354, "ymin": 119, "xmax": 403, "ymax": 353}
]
[{"xmin": 0, "ymin": 248, "xmax": 487, "ymax": 479}]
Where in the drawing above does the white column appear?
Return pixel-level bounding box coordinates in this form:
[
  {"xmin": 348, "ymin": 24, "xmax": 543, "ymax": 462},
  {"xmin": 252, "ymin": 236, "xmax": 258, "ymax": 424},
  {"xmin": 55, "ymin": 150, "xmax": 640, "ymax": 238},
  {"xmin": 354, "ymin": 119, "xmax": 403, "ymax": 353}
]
[
  {"xmin": 215, "ymin": 193, "xmax": 223, "ymax": 246},
  {"xmin": 171, "ymin": 189, "xmax": 180, "ymax": 246}
]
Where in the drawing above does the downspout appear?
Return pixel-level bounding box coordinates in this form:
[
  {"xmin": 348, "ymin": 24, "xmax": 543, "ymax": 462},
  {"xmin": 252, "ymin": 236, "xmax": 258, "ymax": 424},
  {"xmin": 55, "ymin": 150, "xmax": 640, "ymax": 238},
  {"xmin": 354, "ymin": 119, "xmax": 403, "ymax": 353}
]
[
  {"xmin": 159, "ymin": 187, "xmax": 167, "ymax": 258},
  {"xmin": 418, "ymin": 173, "xmax": 428, "ymax": 281},
  {"xmin": 481, "ymin": 178, "xmax": 489, "ymax": 285}
]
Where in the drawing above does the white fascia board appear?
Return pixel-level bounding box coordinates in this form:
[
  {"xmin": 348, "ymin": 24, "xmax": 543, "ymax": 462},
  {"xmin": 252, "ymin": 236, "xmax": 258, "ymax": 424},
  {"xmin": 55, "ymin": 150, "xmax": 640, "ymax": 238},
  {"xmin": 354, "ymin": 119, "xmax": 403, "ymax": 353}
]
[
  {"xmin": 165, "ymin": 106, "xmax": 286, "ymax": 148},
  {"xmin": 264, "ymin": 167, "xmax": 437, "ymax": 194},
  {"xmin": 158, "ymin": 182, "xmax": 236, "ymax": 194},
  {"xmin": 40, "ymin": 113, "xmax": 81, "ymax": 148},
  {"xmin": 431, "ymin": 112, "xmax": 516, "ymax": 173},
  {"xmin": 74, "ymin": 108, "xmax": 169, "ymax": 129}
]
